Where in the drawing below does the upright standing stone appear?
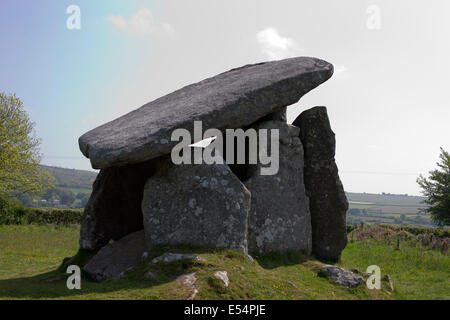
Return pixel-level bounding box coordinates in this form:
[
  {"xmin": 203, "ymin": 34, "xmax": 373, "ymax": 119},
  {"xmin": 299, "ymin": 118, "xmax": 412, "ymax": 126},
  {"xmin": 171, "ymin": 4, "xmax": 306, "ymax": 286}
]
[
  {"xmin": 142, "ymin": 157, "xmax": 251, "ymax": 253},
  {"xmin": 79, "ymin": 159, "xmax": 159, "ymax": 251},
  {"xmin": 293, "ymin": 107, "xmax": 348, "ymax": 261},
  {"xmin": 244, "ymin": 120, "xmax": 312, "ymax": 254}
]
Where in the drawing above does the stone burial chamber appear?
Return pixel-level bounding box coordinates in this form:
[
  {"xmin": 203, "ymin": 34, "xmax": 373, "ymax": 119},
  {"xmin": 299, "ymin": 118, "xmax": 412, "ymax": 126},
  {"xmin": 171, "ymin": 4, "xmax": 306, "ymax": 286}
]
[{"xmin": 74, "ymin": 56, "xmax": 349, "ymax": 282}]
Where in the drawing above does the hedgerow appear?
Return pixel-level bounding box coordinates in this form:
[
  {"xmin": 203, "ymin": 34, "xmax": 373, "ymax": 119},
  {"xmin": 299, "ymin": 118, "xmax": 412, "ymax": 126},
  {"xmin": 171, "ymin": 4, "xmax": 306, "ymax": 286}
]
[
  {"xmin": 0, "ymin": 197, "xmax": 82, "ymax": 225},
  {"xmin": 347, "ymin": 223, "xmax": 449, "ymax": 238}
]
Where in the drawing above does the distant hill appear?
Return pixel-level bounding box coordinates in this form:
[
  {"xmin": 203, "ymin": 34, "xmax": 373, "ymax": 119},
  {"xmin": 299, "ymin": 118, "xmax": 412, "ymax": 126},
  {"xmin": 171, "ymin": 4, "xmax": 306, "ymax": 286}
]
[
  {"xmin": 345, "ymin": 192, "xmax": 432, "ymax": 227},
  {"xmin": 40, "ymin": 165, "xmax": 98, "ymax": 190},
  {"xmin": 13, "ymin": 166, "xmax": 98, "ymax": 209},
  {"xmin": 346, "ymin": 192, "xmax": 426, "ymax": 206}
]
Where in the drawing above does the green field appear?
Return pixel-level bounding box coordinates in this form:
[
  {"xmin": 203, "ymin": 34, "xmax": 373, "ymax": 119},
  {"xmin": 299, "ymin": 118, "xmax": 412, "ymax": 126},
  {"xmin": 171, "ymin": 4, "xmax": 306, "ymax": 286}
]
[
  {"xmin": 346, "ymin": 192, "xmax": 434, "ymax": 227},
  {"xmin": 0, "ymin": 225, "xmax": 448, "ymax": 300}
]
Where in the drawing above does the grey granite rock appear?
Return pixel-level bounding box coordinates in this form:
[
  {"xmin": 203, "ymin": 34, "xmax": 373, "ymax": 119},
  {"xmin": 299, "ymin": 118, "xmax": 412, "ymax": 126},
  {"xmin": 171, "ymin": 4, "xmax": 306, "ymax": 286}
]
[
  {"xmin": 320, "ymin": 265, "xmax": 365, "ymax": 288},
  {"xmin": 214, "ymin": 271, "xmax": 229, "ymax": 287},
  {"xmin": 83, "ymin": 230, "xmax": 147, "ymax": 282},
  {"xmin": 79, "ymin": 159, "xmax": 159, "ymax": 251},
  {"xmin": 258, "ymin": 107, "xmax": 287, "ymax": 122},
  {"xmin": 144, "ymin": 270, "xmax": 158, "ymax": 280},
  {"xmin": 142, "ymin": 157, "xmax": 251, "ymax": 253},
  {"xmin": 352, "ymin": 269, "xmax": 372, "ymax": 277},
  {"xmin": 151, "ymin": 253, "xmax": 200, "ymax": 264},
  {"xmin": 176, "ymin": 272, "xmax": 198, "ymax": 287},
  {"xmin": 79, "ymin": 57, "xmax": 333, "ymax": 169},
  {"xmin": 293, "ymin": 107, "xmax": 348, "ymax": 261},
  {"xmin": 244, "ymin": 120, "xmax": 312, "ymax": 254},
  {"xmin": 175, "ymin": 272, "xmax": 198, "ymax": 300}
]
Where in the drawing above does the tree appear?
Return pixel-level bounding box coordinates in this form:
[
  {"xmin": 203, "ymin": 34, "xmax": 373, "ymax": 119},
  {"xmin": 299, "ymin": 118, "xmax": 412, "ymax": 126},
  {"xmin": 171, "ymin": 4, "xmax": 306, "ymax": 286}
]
[
  {"xmin": 0, "ymin": 92, "xmax": 53, "ymax": 198},
  {"xmin": 56, "ymin": 188, "xmax": 75, "ymax": 206},
  {"xmin": 417, "ymin": 148, "xmax": 450, "ymax": 227}
]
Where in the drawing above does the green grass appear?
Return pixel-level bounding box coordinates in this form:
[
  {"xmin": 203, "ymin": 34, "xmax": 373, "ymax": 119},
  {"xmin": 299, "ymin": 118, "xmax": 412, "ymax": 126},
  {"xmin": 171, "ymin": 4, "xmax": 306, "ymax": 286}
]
[
  {"xmin": 0, "ymin": 225, "xmax": 448, "ymax": 300},
  {"xmin": 339, "ymin": 240, "xmax": 449, "ymax": 299},
  {"xmin": 0, "ymin": 225, "xmax": 80, "ymax": 280}
]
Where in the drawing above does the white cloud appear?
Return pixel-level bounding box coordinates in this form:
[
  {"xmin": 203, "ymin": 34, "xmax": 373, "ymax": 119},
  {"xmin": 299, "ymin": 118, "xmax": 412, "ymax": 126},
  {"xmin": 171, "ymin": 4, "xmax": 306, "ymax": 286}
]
[
  {"xmin": 108, "ymin": 8, "xmax": 175, "ymax": 37},
  {"xmin": 108, "ymin": 15, "xmax": 127, "ymax": 30},
  {"xmin": 161, "ymin": 23, "xmax": 176, "ymax": 37},
  {"xmin": 256, "ymin": 27, "xmax": 302, "ymax": 60},
  {"xmin": 335, "ymin": 65, "xmax": 348, "ymax": 74}
]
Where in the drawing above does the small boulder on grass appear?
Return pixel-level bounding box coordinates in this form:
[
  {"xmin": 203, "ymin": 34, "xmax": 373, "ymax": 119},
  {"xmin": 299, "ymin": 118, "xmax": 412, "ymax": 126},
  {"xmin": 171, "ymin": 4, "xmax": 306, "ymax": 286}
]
[
  {"xmin": 351, "ymin": 269, "xmax": 372, "ymax": 277},
  {"xmin": 319, "ymin": 265, "xmax": 365, "ymax": 288},
  {"xmin": 151, "ymin": 253, "xmax": 204, "ymax": 264},
  {"xmin": 214, "ymin": 271, "xmax": 229, "ymax": 287},
  {"xmin": 175, "ymin": 272, "xmax": 198, "ymax": 300}
]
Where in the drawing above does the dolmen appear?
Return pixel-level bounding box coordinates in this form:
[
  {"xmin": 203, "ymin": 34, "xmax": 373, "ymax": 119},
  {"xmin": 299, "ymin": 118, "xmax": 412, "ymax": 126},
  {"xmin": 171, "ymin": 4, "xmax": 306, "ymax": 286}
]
[{"xmin": 76, "ymin": 57, "xmax": 349, "ymax": 281}]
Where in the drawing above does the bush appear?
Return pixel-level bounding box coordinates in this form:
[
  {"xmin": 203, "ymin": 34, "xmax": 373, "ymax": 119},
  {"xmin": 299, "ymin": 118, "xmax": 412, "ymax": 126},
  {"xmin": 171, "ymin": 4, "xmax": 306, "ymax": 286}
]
[
  {"xmin": 0, "ymin": 197, "xmax": 82, "ymax": 226},
  {"xmin": 0, "ymin": 196, "xmax": 23, "ymax": 224}
]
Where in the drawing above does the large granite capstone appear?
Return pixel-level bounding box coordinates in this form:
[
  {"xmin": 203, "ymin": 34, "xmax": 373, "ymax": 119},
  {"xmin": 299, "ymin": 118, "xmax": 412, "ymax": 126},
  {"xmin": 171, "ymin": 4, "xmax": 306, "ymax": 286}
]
[{"xmin": 79, "ymin": 57, "xmax": 333, "ymax": 169}]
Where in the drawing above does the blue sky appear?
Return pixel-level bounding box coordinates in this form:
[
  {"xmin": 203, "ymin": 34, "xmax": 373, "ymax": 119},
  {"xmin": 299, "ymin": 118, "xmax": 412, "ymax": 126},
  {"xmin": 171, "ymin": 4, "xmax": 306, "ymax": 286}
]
[
  {"xmin": 1, "ymin": 1, "xmax": 449, "ymax": 195},
  {"xmin": 0, "ymin": 0, "xmax": 156, "ymax": 167}
]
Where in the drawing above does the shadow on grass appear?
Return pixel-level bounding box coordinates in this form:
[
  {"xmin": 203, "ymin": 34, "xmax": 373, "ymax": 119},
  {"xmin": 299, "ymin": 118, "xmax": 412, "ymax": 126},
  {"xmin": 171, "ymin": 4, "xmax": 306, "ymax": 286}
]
[
  {"xmin": 250, "ymin": 250, "xmax": 311, "ymax": 269},
  {"xmin": 0, "ymin": 244, "xmax": 224, "ymax": 299},
  {"xmin": 0, "ymin": 270, "xmax": 145, "ymax": 299},
  {"xmin": 0, "ymin": 244, "xmax": 319, "ymax": 299}
]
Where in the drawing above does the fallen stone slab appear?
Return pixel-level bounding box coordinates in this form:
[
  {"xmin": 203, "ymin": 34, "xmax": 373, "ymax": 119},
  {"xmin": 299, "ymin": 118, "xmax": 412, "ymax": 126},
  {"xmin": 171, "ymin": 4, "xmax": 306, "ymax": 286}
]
[
  {"xmin": 79, "ymin": 57, "xmax": 333, "ymax": 169},
  {"xmin": 319, "ymin": 265, "xmax": 365, "ymax": 288},
  {"xmin": 83, "ymin": 230, "xmax": 147, "ymax": 282},
  {"xmin": 244, "ymin": 120, "xmax": 312, "ymax": 254},
  {"xmin": 142, "ymin": 159, "xmax": 251, "ymax": 253},
  {"xmin": 293, "ymin": 107, "xmax": 348, "ymax": 261}
]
